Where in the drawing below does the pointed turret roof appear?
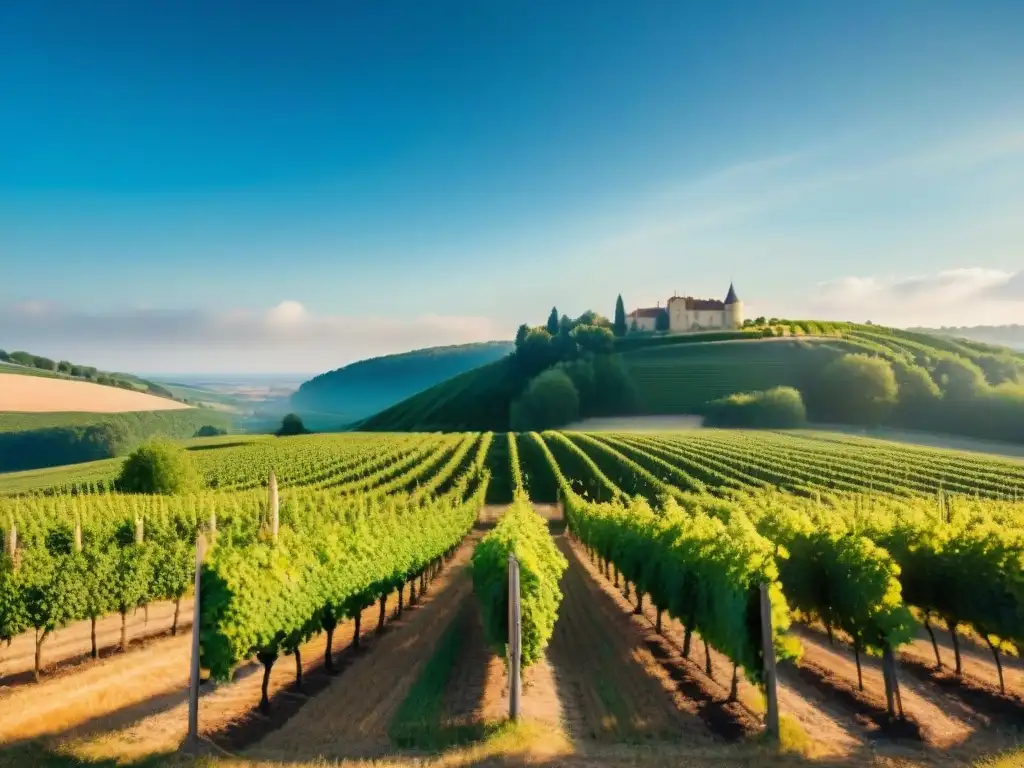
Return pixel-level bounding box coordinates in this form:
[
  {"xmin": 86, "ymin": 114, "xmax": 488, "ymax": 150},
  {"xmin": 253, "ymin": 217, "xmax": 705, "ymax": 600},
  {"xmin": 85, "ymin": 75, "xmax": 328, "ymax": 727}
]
[{"xmin": 724, "ymin": 282, "xmax": 740, "ymax": 305}]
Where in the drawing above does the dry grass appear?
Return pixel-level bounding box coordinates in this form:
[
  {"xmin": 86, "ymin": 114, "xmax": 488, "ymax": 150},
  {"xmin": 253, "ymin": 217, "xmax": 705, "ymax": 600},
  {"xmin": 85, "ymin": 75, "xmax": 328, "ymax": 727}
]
[{"xmin": 0, "ymin": 373, "xmax": 189, "ymax": 413}]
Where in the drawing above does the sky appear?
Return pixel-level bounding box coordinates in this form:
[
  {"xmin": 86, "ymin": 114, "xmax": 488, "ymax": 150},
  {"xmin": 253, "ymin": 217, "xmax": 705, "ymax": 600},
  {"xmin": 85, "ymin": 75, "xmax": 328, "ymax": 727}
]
[{"xmin": 1, "ymin": 1, "xmax": 1023, "ymax": 374}]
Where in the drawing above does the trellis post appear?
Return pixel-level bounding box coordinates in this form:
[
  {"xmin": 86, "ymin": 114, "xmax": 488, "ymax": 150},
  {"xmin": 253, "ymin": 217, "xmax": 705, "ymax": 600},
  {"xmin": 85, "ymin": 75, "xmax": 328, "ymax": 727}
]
[
  {"xmin": 268, "ymin": 470, "xmax": 279, "ymax": 542},
  {"xmin": 187, "ymin": 533, "xmax": 207, "ymax": 751},
  {"xmin": 759, "ymin": 583, "xmax": 780, "ymax": 738},
  {"xmin": 508, "ymin": 552, "xmax": 522, "ymax": 720}
]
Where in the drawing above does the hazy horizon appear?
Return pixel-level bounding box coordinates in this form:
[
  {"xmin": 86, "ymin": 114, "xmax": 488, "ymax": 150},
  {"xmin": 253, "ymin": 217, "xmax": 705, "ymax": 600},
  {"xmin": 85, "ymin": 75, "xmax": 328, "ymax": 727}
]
[{"xmin": 2, "ymin": 2, "xmax": 1023, "ymax": 373}]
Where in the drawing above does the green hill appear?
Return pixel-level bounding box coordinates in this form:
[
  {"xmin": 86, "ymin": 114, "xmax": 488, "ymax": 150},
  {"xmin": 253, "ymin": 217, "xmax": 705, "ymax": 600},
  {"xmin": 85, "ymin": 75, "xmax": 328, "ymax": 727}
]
[
  {"xmin": 0, "ymin": 348, "xmax": 178, "ymax": 400},
  {"xmin": 361, "ymin": 322, "xmax": 1024, "ymax": 444},
  {"xmin": 0, "ymin": 409, "xmax": 235, "ymax": 473},
  {"xmin": 291, "ymin": 341, "xmax": 514, "ymax": 424},
  {"xmin": 910, "ymin": 324, "xmax": 1024, "ymax": 351}
]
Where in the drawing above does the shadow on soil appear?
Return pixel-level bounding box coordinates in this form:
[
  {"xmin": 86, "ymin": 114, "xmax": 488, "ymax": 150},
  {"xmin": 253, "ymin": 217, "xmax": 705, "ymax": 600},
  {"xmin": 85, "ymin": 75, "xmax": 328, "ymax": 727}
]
[{"xmin": 0, "ymin": 622, "xmax": 192, "ymax": 692}]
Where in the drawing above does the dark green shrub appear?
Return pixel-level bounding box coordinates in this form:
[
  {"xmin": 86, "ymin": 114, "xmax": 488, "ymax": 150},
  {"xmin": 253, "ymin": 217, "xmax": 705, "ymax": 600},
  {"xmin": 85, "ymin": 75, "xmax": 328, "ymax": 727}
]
[
  {"xmin": 116, "ymin": 439, "xmax": 202, "ymax": 494},
  {"xmin": 703, "ymin": 386, "xmax": 808, "ymax": 428},
  {"xmin": 509, "ymin": 369, "xmax": 580, "ymax": 431}
]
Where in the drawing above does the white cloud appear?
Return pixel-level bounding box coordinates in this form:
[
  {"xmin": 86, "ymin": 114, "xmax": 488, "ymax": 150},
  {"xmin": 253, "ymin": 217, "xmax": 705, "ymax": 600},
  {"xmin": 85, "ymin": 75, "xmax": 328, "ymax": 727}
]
[
  {"xmin": 0, "ymin": 301, "xmax": 502, "ymax": 374},
  {"xmin": 797, "ymin": 268, "xmax": 1024, "ymax": 326}
]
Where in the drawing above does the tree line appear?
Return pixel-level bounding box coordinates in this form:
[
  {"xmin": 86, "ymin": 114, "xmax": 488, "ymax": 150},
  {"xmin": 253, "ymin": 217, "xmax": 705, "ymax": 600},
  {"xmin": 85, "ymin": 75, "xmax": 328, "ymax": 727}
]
[{"xmin": 0, "ymin": 348, "xmax": 175, "ymax": 400}]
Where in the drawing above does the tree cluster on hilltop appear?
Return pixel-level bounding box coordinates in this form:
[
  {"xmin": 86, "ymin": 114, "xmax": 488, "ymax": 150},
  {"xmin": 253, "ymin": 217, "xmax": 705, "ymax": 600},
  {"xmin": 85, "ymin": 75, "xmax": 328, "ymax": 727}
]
[
  {"xmin": 0, "ymin": 348, "xmax": 175, "ymax": 400},
  {"xmin": 509, "ymin": 304, "xmax": 636, "ymax": 430}
]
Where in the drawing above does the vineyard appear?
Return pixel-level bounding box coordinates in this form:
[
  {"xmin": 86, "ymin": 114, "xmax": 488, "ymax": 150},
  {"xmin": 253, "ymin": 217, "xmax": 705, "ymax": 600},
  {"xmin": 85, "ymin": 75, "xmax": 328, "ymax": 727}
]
[{"xmin": 1, "ymin": 429, "xmax": 1023, "ymax": 767}]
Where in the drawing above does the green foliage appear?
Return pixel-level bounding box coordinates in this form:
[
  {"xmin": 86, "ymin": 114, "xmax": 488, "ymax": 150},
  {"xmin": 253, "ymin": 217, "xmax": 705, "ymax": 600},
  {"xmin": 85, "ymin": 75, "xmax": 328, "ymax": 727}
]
[
  {"xmin": 276, "ymin": 413, "xmax": 309, "ymax": 436},
  {"xmin": 572, "ymin": 324, "xmax": 614, "ymax": 355},
  {"xmin": 201, "ymin": 468, "xmax": 486, "ymax": 680},
  {"xmin": 509, "ymin": 369, "xmax": 580, "ymax": 431},
  {"xmin": 514, "ymin": 324, "xmax": 529, "ymax": 347},
  {"xmin": 812, "ymin": 354, "xmax": 899, "ymax": 426},
  {"xmin": 746, "ymin": 498, "xmax": 916, "ymax": 656},
  {"xmin": 703, "ymin": 386, "xmax": 807, "ymax": 428},
  {"xmin": 613, "ymin": 295, "xmax": 627, "ymax": 338},
  {"xmin": 194, "ymin": 425, "xmax": 228, "ymax": 437},
  {"xmin": 546, "ymin": 307, "xmax": 560, "ymax": 336},
  {"xmin": 0, "ymin": 554, "xmax": 28, "ymax": 642},
  {"xmin": 471, "ymin": 493, "xmax": 567, "ymax": 668},
  {"xmin": 0, "ymin": 409, "xmax": 234, "ymax": 474},
  {"xmin": 291, "ymin": 341, "xmax": 513, "ymax": 421},
  {"xmin": 116, "ymin": 439, "xmax": 202, "ymax": 495}
]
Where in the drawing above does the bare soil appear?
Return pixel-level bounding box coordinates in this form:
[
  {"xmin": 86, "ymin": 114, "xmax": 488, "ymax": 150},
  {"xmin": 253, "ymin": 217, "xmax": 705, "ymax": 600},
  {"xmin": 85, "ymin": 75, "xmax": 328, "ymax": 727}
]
[
  {"xmin": 590, "ymin": 567, "xmax": 863, "ymax": 758},
  {"xmin": 435, "ymin": 598, "xmax": 563, "ymax": 736},
  {"xmin": 0, "ymin": 600, "xmax": 192, "ymax": 688},
  {"xmin": 547, "ymin": 536, "xmax": 721, "ymax": 745},
  {"xmin": 1, "ymin": 538, "xmax": 471, "ymax": 761},
  {"xmin": 0, "ymin": 373, "xmax": 189, "ymax": 412},
  {"xmin": 247, "ymin": 534, "xmax": 482, "ymax": 761}
]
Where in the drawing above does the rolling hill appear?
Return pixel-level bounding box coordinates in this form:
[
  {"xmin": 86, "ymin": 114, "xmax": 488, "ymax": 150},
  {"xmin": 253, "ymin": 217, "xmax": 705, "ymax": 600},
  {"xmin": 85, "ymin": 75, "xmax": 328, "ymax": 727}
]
[
  {"xmin": 360, "ymin": 323, "xmax": 1024, "ymax": 444},
  {"xmin": 0, "ymin": 348, "xmax": 179, "ymax": 400},
  {"xmin": 290, "ymin": 340, "xmax": 514, "ymax": 425},
  {"xmin": 911, "ymin": 324, "xmax": 1024, "ymax": 351},
  {"xmin": 0, "ymin": 372, "xmax": 235, "ymax": 474}
]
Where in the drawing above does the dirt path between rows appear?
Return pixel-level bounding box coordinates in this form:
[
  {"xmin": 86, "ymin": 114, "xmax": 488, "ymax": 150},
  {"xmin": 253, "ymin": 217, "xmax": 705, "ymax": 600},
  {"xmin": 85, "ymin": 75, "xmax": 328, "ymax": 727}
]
[
  {"xmin": 587, "ymin": 561, "xmax": 862, "ymax": 758},
  {"xmin": 790, "ymin": 625, "xmax": 972, "ymax": 748},
  {"xmin": 901, "ymin": 625, "xmax": 1024, "ymax": 706},
  {"xmin": 547, "ymin": 536, "xmax": 718, "ymax": 745},
  {"xmin": 437, "ymin": 597, "xmax": 563, "ymax": 736},
  {"xmin": 0, "ymin": 600, "xmax": 192, "ymax": 688},
  {"xmin": 247, "ymin": 533, "xmax": 482, "ymax": 762},
  {"xmin": 2, "ymin": 535, "xmax": 475, "ymax": 763}
]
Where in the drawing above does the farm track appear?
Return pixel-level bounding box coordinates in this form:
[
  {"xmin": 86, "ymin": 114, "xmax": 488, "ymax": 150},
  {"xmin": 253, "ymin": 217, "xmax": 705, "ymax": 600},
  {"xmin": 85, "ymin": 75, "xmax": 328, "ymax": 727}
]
[
  {"xmin": 601, "ymin": 570, "xmax": 864, "ymax": 756},
  {"xmin": 0, "ymin": 534, "xmax": 477, "ymax": 760},
  {"xmin": 548, "ymin": 535, "xmax": 721, "ymax": 745},
  {"xmin": 436, "ymin": 597, "xmax": 563, "ymax": 736},
  {"xmin": 790, "ymin": 625, "xmax": 972, "ymax": 748},
  {"xmin": 901, "ymin": 625, "xmax": 1024, "ymax": 706},
  {"xmin": 0, "ymin": 599, "xmax": 192, "ymax": 689},
  {"xmin": 248, "ymin": 532, "xmax": 482, "ymax": 761}
]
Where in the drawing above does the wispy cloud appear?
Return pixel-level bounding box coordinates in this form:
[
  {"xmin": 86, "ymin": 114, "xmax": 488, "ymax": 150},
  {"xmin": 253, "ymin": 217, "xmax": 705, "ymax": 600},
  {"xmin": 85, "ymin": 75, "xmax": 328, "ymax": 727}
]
[
  {"xmin": 591, "ymin": 124, "xmax": 1024, "ymax": 257},
  {"xmin": 796, "ymin": 268, "xmax": 1024, "ymax": 326},
  {"xmin": 0, "ymin": 301, "xmax": 499, "ymax": 373}
]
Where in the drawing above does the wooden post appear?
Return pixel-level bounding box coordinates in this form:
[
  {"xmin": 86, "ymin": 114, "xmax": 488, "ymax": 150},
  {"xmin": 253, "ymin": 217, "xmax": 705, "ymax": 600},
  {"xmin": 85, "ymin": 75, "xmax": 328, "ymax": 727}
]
[
  {"xmin": 508, "ymin": 553, "xmax": 522, "ymax": 720},
  {"xmin": 74, "ymin": 517, "xmax": 82, "ymax": 553},
  {"xmin": 759, "ymin": 584, "xmax": 780, "ymax": 739},
  {"xmin": 268, "ymin": 471, "xmax": 279, "ymax": 542},
  {"xmin": 187, "ymin": 534, "xmax": 207, "ymax": 751},
  {"xmin": 135, "ymin": 516, "xmax": 144, "ymax": 545},
  {"xmin": 4, "ymin": 521, "xmax": 17, "ymax": 561}
]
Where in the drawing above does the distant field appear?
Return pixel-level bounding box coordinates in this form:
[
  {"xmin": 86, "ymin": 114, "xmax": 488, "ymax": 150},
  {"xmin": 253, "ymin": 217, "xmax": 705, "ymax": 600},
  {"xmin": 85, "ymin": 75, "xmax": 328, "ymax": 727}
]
[
  {"xmin": 0, "ymin": 361, "xmax": 64, "ymax": 379},
  {"xmin": 0, "ymin": 373, "xmax": 189, "ymax": 413},
  {"xmin": 0, "ymin": 409, "xmax": 236, "ymax": 473}
]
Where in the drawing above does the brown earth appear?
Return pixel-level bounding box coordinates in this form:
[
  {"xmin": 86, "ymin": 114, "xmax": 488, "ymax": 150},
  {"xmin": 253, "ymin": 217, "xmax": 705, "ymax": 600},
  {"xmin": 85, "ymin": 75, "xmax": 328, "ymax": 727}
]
[
  {"xmin": 0, "ymin": 373, "xmax": 189, "ymax": 412},
  {"xmin": 548, "ymin": 535, "xmax": 720, "ymax": 745},
  {"xmin": 572, "ymin": 538, "xmax": 1024, "ymax": 763},
  {"xmin": 247, "ymin": 534, "xmax": 484, "ymax": 761},
  {"xmin": 0, "ymin": 543, "xmax": 465, "ymax": 760},
  {"xmin": 425, "ymin": 598, "xmax": 564, "ymax": 739},
  {"xmin": 578, "ymin": 552, "xmax": 862, "ymax": 759},
  {"xmin": 0, "ymin": 600, "xmax": 192, "ymax": 688}
]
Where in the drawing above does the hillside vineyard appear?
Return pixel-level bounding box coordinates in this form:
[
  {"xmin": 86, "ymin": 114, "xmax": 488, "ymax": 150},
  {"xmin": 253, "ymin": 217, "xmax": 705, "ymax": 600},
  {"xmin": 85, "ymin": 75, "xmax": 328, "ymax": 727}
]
[{"xmin": 1, "ymin": 430, "xmax": 1023, "ymax": 731}]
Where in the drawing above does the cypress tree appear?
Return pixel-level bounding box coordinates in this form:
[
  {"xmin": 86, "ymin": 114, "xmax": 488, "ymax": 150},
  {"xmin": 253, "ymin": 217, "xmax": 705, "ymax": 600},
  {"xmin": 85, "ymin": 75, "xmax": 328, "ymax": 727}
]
[
  {"xmin": 613, "ymin": 294, "xmax": 627, "ymax": 337},
  {"xmin": 546, "ymin": 307, "xmax": 560, "ymax": 335}
]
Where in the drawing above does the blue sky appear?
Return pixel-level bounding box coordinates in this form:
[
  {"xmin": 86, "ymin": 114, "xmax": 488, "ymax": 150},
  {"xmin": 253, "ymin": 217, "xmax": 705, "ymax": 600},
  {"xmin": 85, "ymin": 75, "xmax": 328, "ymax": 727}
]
[{"xmin": 1, "ymin": 1, "xmax": 1023, "ymax": 373}]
